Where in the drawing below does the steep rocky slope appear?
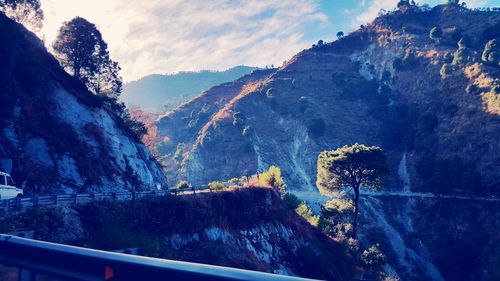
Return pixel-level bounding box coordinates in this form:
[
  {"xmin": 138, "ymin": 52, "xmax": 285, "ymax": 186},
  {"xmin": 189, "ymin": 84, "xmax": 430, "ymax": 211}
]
[
  {"xmin": 154, "ymin": 3, "xmax": 500, "ymax": 280},
  {"xmin": 122, "ymin": 66, "xmax": 258, "ymax": 112},
  {"xmin": 156, "ymin": 68, "xmax": 276, "ymax": 183},
  {"xmin": 157, "ymin": 3, "xmax": 499, "ymax": 196},
  {"xmin": 0, "ymin": 188, "xmax": 356, "ymax": 280},
  {"xmin": 0, "ymin": 14, "xmax": 167, "ymax": 193}
]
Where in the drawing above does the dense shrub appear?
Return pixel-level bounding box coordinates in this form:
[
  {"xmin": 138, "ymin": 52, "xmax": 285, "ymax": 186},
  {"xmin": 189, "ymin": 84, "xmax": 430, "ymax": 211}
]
[
  {"xmin": 318, "ymin": 199, "xmax": 353, "ymax": 239},
  {"xmin": 482, "ymin": 39, "xmax": 499, "ymax": 66},
  {"xmin": 429, "ymin": 27, "xmax": 443, "ymax": 43},
  {"xmin": 361, "ymin": 245, "xmax": 387, "ymax": 274},
  {"xmin": 440, "ymin": 63, "xmax": 454, "ymax": 79},
  {"xmin": 402, "ymin": 48, "xmax": 418, "ymax": 67},
  {"xmin": 452, "ymin": 46, "xmax": 474, "ymax": 66},
  {"xmin": 228, "ymin": 178, "xmax": 239, "ymax": 184},
  {"xmin": 295, "ymin": 202, "xmax": 319, "ymax": 226},
  {"xmin": 208, "ymin": 181, "xmax": 225, "ymax": 191},
  {"xmin": 232, "ymin": 112, "xmax": 246, "ymax": 127},
  {"xmin": 176, "ymin": 180, "xmax": 190, "ymax": 189},
  {"xmin": 259, "ymin": 165, "xmax": 284, "ymax": 188}
]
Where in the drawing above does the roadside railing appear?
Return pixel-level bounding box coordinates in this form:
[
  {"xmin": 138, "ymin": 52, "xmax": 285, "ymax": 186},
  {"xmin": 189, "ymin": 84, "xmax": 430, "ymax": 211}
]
[
  {"xmin": 0, "ymin": 185, "xmax": 215, "ymax": 214},
  {"xmin": 0, "ymin": 234, "xmax": 317, "ymax": 281}
]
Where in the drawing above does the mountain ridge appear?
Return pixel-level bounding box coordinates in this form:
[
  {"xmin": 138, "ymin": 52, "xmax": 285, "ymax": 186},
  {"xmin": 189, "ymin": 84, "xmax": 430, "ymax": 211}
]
[{"xmin": 122, "ymin": 66, "xmax": 259, "ymax": 113}]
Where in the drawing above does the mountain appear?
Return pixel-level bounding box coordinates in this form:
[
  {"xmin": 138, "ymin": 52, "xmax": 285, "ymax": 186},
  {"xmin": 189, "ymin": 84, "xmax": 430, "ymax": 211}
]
[
  {"xmin": 122, "ymin": 66, "xmax": 258, "ymax": 112},
  {"xmin": 155, "ymin": 3, "xmax": 500, "ymax": 280},
  {"xmin": 0, "ymin": 14, "xmax": 167, "ymax": 194}
]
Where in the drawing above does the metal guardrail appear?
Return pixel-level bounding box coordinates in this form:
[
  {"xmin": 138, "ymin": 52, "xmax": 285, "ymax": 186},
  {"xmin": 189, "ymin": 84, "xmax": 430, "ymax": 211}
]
[
  {"xmin": 0, "ymin": 185, "xmax": 216, "ymax": 214},
  {"xmin": 0, "ymin": 234, "xmax": 318, "ymax": 281}
]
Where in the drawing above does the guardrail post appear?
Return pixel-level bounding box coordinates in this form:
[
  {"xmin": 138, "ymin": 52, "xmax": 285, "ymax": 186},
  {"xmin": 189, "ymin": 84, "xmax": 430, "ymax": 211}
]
[
  {"xmin": 112, "ymin": 192, "xmax": 117, "ymax": 201},
  {"xmin": 33, "ymin": 194, "xmax": 39, "ymax": 208},
  {"xmin": 53, "ymin": 194, "xmax": 58, "ymax": 205},
  {"xmin": 193, "ymin": 186, "xmax": 196, "ymax": 194},
  {"xmin": 73, "ymin": 193, "xmax": 78, "ymax": 204},
  {"xmin": 91, "ymin": 193, "xmax": 95, "ymax": 201}
]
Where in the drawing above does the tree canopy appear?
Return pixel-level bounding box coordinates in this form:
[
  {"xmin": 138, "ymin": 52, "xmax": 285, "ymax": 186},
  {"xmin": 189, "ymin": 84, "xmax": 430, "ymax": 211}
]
[
  {"xmin": 317, "ymin": 144, "xmax": 388, "ymax": 238},
  {"xmin": 0, "ymin": 0, "xmax": 43, "ymax": 32},
  {"xmin": 317, "ymin": 144, "xmax": 388, "ymax": 194},
  {"xmin": 482, "ymin": 39, "xmax": 500, "ymax": 67},
  {"xmin": 429, "ymin": 27, "xmax": 443, "ymax": 43},
  {"xmin": 53, "ymin": 17, "xmax": 122, "ymax": 98}
]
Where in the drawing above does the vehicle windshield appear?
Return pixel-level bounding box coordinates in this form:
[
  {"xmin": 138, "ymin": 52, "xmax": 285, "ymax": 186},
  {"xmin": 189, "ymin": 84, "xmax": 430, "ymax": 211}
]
[{"xmin": 6, "ymin": 175, "xmax": 15, "ymax": 186}]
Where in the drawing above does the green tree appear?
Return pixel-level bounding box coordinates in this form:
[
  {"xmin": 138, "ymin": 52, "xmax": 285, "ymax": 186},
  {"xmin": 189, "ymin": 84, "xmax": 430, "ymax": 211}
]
[
  {"xmin": 0, "ymin": 0, "xmax": 43, "ymax": 32},
  {"xmin": 319, "ymin": 199, "xmax": 354, "ymax": 239},
  {"xmin": 317, "ymin": 144, "xmax": 388, "ymax": 238},
  {"xmin": 336, "ymin": 31, "xmax": 344, "ymax": 39},
  {"xmin": 440, "ymin": 63, "xmax": 454, "ymax": 79},
  {"xmin": 482, "ymin": 39, "xmax": 499, "ymax": 66},
  {"xmin": 259, "ymin": 165, "xmax": 284, "ymax": 188},
  {"xmin": 429, "ymin": 27, "xmax": 443, "ymax": 43},
  {"xmin": 53, "ymin": 17, "xmax": 122, "ymax": 98},
  {"xmin": 361, "ymin": 244, "xmax": 387, "ymax": 274}
]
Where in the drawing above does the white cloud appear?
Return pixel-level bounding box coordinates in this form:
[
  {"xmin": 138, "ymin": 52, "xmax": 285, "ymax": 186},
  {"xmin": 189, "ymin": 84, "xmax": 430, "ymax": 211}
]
[{"xmin": 41, "ymin": 0, "xmax": 327, "ymax": 81}]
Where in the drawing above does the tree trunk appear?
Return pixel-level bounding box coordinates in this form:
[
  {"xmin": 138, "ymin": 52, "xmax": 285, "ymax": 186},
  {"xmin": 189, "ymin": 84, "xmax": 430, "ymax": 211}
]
[{"xmin": 352, "ymin": 186, "xmax": 360, "ymax": 239}]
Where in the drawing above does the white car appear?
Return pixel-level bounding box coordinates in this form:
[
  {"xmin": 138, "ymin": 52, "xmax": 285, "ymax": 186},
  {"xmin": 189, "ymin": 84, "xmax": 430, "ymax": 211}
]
[{"xmin": 0, "ymin": 171, "xmax": 23, "ymax": 200}]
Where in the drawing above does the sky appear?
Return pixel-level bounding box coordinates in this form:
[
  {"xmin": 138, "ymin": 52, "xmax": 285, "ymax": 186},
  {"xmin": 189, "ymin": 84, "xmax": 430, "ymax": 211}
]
[{"xmin": 39, "ymin": 0, "xmax": 500, "ymax": 82}]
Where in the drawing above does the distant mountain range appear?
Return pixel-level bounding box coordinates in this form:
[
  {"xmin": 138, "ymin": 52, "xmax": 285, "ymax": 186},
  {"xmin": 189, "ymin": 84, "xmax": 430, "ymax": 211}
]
[{"xmin": 122, "ymin": 66, "xmax": 258, "ymax": 112}]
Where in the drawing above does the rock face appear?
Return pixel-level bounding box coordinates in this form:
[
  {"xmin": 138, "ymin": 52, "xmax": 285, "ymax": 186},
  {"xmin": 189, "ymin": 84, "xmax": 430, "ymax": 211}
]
[
  {"xmin": 0, "ymin": 14, "xmax": 167, "ymax": 193},
  {"xmin": 154, "ymin": 4, "xmax": 500, "ymax": 280}
]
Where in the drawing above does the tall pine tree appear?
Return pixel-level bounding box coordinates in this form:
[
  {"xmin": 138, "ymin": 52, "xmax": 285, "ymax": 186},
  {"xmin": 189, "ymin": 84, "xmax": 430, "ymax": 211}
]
[{"xmin": 53, "ymin": 17, "xmax": 122, "ymax": 98}]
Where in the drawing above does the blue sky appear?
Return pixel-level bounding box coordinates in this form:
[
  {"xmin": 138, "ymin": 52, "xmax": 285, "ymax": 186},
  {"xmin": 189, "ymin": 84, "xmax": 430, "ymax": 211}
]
[{"xmin": 40, "ymin": 0, "xmax": 500, "ymax": 81}]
